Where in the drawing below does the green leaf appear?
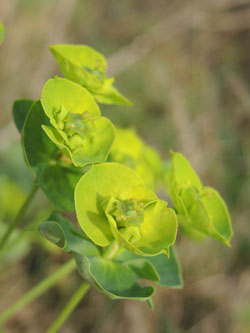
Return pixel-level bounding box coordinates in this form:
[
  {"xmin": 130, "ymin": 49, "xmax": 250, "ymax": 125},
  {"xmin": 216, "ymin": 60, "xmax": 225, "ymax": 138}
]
[
  {"xmin": 12, "ymin": 99, "xmax": 34, "ymax": 133},
  {"xmin": 124, "ymin": 259, "xmax": 160, "ymax": 282},
  {"xmin": 41, "ymin": 77, "xmax": 115, "ymax": 167},
  {"xmin": 0, "ymin": 22, "xmax": 4, "ymax": 46},
  {"xmin": 74, "ymin": 254, "xmax": 154, "ymax": 300},
  {"xmin": 39, "ymin": 213, "xmax": 178, "ymax": 301},
  {"xmin": 39, "ymin": 212, "xmax": 100, "ymax": 257},
  {"xmin": 22, "ymin": 100, "xmax": 57, "ymax": 170},
  {"xmin": 39, "ymin": 213, "xmax": 154, "ymax": 301},
  {"xmin": 75, "ymin": 163, "xmax": 177, "ymax": 256},
  {"xmin": 22, "ymin": 100, "xmax": 83, "ymax": 210},
  {"xmin": 146, "ymin": 247, "xmax": 183, "ymax": 288},
  {"xmin": 116, "ymin": 246, "xmax": 183, "ymax": 288},
  {"xmin": 50, "ymin": 44, "xmax": 131, "ymax": 106},
  {"xmin": 39, "ymin": 221, "xmax": 65, "ymax": 248},
  {"xmin": 36, "ymin": 164, "xmax": 85, "ymax": 211}
]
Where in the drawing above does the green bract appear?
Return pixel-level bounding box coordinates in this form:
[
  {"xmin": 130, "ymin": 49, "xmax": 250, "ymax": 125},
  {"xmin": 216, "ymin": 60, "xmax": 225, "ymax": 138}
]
[
  {"xmin": 41, "ymin": 77, "xmax": 115, "ymax": 167},
  {"xmin": 50, "ymin": 44, "xmax": 131, "ymax": 106},
  {"xmin": 75, "ymin": 163, "xmax": 177, "ymax": 256},
  {"xmin": 166, "ymin": 151, "xmax": 233, "ymax": 245},
  {"xmin": 109, "ymin": 127, "xmax": 164, "ymax": 189}
]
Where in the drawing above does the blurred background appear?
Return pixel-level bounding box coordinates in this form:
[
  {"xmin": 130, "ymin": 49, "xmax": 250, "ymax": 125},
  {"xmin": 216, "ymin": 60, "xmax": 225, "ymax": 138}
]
[{"xmin": 0, "ymin": 0, "xmax": 250, "ymax": 332}]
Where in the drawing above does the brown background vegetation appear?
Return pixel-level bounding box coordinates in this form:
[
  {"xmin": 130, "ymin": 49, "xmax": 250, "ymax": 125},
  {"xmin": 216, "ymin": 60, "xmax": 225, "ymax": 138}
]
[{"xmin": 0, "ymin": 0, "xmax": 250, "ymax": 332}]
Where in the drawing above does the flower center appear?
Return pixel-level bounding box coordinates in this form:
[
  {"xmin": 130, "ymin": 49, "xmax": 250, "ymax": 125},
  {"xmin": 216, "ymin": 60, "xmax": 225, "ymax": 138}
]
[
  {"xmin": 110, "ymin": 198, "xmax": 144, "ymax": 243},
  {"xmin": 53, "ymin": 107, "xmax": 93, "ymax": 152}
]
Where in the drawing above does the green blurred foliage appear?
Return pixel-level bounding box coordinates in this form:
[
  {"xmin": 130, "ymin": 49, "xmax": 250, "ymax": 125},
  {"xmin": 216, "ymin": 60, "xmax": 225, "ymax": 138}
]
[{"xmin": 0, "ymin": 21, "xmax": 4, "ymax": 45}]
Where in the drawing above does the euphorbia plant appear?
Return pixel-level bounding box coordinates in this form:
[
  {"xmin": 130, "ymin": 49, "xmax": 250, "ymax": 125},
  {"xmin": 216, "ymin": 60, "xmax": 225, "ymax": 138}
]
[{"xmin": 0, "ymin": 41, "xmax": 233, "ymax": 331}]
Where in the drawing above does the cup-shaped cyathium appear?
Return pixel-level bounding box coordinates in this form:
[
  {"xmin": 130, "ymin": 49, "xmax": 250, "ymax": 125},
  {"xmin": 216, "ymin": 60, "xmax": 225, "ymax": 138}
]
[
  {"xmin": 166, "ymin": 151, "xmax": 233, "ymax": 245},
  {"xmin": 75, "ymin": 163, "xmax": 178, "ymax": 256},
  {"xmin": 105, "ymin": 198, "xmax": 145, "ymax": 243},
  {"xmin": 41, "ymin": 77, "xmax": 115, "ymax": 167}
]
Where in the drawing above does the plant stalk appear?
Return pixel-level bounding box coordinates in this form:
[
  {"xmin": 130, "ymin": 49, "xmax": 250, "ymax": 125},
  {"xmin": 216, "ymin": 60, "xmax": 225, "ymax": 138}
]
[
  {"xmin": 103, "ymin": 241, "xmax": 120, "ymax": 260},
  {"xmin": 0, "ymin": 259, "xmax": 75, "ymax": 327},
  {"xmin": 0, "ymin": 183, "xmax": 39, "ymax": 253},
  {"xmin": 47, "ymin": 281, "xmax": 90, "ymax": 333}
]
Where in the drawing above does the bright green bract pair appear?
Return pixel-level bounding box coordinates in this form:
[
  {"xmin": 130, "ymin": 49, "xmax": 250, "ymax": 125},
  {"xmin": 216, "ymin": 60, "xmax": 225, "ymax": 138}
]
[
  {"xmin": 166, "ymin": 151, "xmax": 233, "ymax": 245},
  {"xmin": 50, "ymin": 44, "xmax": 131, "ymax": 106},
  {"xmin": 41, "ymin": 77, "xmax": 115, "ymax": 167},
  {"xmin": 75, "ymin": 163, "xmax": 178, "ymax": 256}
]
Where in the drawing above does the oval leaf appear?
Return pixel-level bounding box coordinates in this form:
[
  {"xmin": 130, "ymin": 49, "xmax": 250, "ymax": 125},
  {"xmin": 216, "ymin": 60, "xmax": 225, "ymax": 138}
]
[
  {"xmin": 39, "ymin": 212, "xmax": 100, "ymax": 257},
  {"xmin": 22, "ymin": 100, "xmax": 83, "ymax": 210},
  {"xmin": 12, "ymin": 99, "xmax": 34, "ymax": 133},
  {"xmin": 116, "ymin": 246, "xmax": 183, "ymax": 288},
  {"xmin": 74, "ymin": 254, "xmax": 154, "ymax": 300},
  {"xmin": 39, "ymin": 221, "xmax": 66, "ymax": 248},
  {"xmin": 124, "ymin": 259, "xmax": 160, "ymax": 282}
]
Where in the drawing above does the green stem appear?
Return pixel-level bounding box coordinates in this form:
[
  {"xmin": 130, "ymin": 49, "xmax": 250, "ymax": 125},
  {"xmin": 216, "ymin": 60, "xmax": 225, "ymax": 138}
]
[
  {"xmin": 0, "ymin": 206, "xmax": 54, "ymax": 262},
  {"xmin": 103, "ymin": 241, "xmax": 119, "ymax": 260},
  {"xmin": 47, "ymin": 281, "xmax": 90, "ymax": 333},
  {"xmin": 0, "ymin": 183, "xmax": 39, "ymax": 253},
  {"xmin": 0, "ymin": 259, "xmax": 75, "ymax": 327}
]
